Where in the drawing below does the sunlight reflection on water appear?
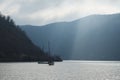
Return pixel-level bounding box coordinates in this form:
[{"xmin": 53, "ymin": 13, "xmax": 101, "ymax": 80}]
[{"xmin": 0, "ymin": 61, "xmax": 120, "ymax": 80}]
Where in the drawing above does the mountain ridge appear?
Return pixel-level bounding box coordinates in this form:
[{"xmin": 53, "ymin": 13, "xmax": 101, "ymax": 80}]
[
  {"xmin": 20, "ymin": 13, "xmax": 120, "ymax": 60},
  {"xmin": 21, "ymin": 13, "xmax": 120, "ymax": 27}
]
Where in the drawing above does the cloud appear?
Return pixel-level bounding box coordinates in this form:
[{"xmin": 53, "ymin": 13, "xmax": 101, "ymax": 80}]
[
  {"xmin": 0, "ymin": 0, "xmax": 20, "ymax": 15},
  {"xmin": 0, "ymin": 0, "xmax": 120, "ymax": 25}
]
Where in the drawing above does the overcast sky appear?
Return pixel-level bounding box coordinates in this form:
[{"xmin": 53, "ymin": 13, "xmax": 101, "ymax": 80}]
[{"xmin": 0, "ymin": 0, "xmax": 120, "ymax": 25}]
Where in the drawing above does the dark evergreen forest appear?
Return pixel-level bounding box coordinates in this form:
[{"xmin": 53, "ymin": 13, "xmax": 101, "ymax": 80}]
[{"xmin": 0, "ymin": 13, "xmax": 54, "ymax": 62}]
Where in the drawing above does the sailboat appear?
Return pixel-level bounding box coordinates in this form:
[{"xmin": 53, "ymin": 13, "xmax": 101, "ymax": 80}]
[
  {"xmin": 38, "ymin": 41, "xmax": 54, "ymax": 65},
  {"xmin": 48, "ymin": 57, "xmax": 54, "ymax": 65},
  {"xmin": 47, "ymin": 42, "xmax": 54, "ymax": 65}
]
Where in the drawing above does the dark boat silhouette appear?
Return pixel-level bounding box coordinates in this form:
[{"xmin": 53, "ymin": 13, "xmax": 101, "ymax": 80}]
[
  {"xmin": 38, "ymin": 59, "xmax": 54, "ymax": 65},
  {"xmin": 48, "ymin": 58, "xmax": 54, "ymax": 65},
  {"xmin": 38, "ymin": 56, "xmax": 54, "ymax": 65}
]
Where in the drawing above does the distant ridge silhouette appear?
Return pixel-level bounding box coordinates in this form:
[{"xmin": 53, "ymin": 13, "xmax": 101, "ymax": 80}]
[{"xmin": 20, "ymin": 13, "xmax": 120, "ymax": 60}]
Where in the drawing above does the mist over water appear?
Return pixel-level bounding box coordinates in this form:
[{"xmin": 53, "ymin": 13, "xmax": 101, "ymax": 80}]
[{"xmin": 0, "ymin": 61, "xmax": 120, "ymax": 80}]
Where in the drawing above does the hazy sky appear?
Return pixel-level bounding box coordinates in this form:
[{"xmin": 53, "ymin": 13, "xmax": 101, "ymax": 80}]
[{"xmin": 0, "ymin": 0, "xmax": 120, "ymax": 25}]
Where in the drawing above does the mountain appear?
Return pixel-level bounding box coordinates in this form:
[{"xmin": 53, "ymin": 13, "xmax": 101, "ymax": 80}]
[
  {"xmin": 20, "ymin": 13, "xmax": 120, "ymax": 60},
  {"xmin": 0, "ymin": 13, "xmax": 52, "ymax": 62}
]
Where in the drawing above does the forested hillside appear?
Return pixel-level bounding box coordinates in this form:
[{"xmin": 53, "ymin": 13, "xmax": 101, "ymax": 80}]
[{"xmin": 0, "ymin": 13, "xmax": 49, "ymax": 62}]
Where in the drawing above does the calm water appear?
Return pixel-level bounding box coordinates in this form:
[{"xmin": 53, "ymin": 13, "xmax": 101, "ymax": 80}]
[{"xmin": 0, "ymin": 61, "xmax": 120, "ymax": 80}]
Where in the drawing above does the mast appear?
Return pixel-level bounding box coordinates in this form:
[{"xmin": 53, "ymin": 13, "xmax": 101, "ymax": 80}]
[
  {"xmin": 48, "ymin": 41, "xmax": 50, "ymax": 56},
  {"xmin": 48, "ymin": 41, "xmax": 54, "ymax": 65}
]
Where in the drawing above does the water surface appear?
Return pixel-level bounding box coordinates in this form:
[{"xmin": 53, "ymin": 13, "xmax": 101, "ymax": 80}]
[{"xmin": 0, "ymin": 61, "xmax": 120, "ymax": 80}]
